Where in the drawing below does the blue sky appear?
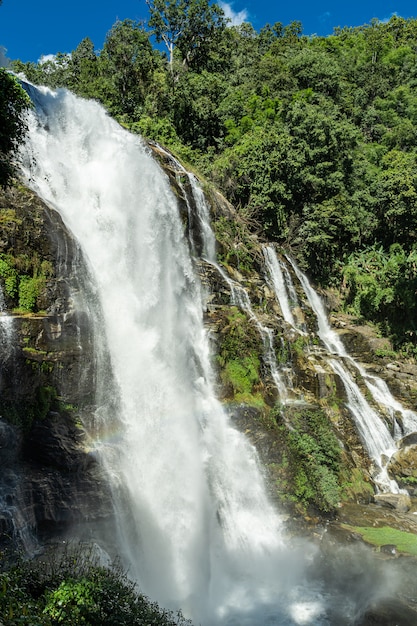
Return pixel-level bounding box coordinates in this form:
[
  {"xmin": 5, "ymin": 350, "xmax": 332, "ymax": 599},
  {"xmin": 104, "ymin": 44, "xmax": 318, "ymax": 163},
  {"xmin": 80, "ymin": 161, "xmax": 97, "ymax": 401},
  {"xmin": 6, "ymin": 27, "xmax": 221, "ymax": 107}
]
[{"xmin": 0, "ymin": 0, "xmax": 416, "ymax": 65}]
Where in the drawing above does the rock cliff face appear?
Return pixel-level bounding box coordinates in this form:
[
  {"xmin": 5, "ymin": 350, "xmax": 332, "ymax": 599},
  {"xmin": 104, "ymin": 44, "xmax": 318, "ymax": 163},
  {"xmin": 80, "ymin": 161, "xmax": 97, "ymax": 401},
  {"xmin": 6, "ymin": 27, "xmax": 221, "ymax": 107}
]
[
  {"xmin": 1, "ymin": 152, "xmax": 417, "ymax": 560},
  {"xmin": 0, "ymin": 185, "xmax": 113, "ymax": 553},
  {"xmin": 153, "ymin": 148, "xmax": 417, "ymax": 522}
]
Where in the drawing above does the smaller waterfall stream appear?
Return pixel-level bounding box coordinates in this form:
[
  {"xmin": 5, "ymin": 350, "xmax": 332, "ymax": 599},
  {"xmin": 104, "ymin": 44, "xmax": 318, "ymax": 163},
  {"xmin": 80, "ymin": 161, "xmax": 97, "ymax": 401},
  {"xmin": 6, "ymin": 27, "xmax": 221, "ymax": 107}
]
[
  {"xmin": 263, "ymin": 247, "xmax": 299, "ymax": 330},
  {"xmin": 0, "ymin": 286, "xmax": 14, "ymax": 359},
  {"xmin": 153, "ymin": 149, "xmax": 289, "ymax": 401},
  {"xmin": 265, "ymin": 248, "xmax": 416, "ymax": 492},
  {"xmin": 152, "ymin": 145, "xmax": 216, "ymax": 262},
  {"xmin": 175, "ymin": 168, "xmax": 289, "ymax": 402}
]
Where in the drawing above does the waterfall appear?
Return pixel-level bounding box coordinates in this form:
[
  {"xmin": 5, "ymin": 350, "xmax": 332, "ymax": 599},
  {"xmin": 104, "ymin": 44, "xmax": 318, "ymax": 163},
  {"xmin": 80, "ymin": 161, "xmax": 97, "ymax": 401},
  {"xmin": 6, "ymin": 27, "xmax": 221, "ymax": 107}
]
[
  {"xmin": 0, "ymin": 285, "xmax": 14, "ymax": 361},
  {"xmin": 18, "ymin": 84, "xmax": 341, "ymax": 625},
  {"xmin": 263, "ymin": 246, "xmax": 298, "ymax": 329},
  {"xmin": 178, "ymin": 171, "xmax": 288, "ymax": 401},
  {"xmin": 152, "ymin": 144, "xmax": 216, "ymax": 262},
  {"xmin": 284, "ymin": 254, "xmax": 417, "ymax": 492}
]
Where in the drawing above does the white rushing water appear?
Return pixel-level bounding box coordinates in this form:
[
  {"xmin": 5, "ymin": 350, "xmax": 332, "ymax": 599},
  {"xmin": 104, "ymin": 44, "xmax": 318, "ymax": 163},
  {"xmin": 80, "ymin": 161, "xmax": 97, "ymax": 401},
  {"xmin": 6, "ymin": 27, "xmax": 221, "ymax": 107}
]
[
  {"xmin": 263, "ymin": 246, "xmax": 297, "ymax": 329},
  {"xmin": 181, "ymin": 177, "xmax": 288, "ymax": 401},
  {"xmin": 0, "ymin": 285, "xmax": 14, "ymax": 360},
  {"xmin": 278, "ymin": 252, "xmax": 417, "ymax": 492},
  {"xmin": 158, "ymin": 145, "xmax": 217, "ymax": 263},
  {"xmin": 18, "ymin": 84, "xmax": 347, "ymax": 625}
]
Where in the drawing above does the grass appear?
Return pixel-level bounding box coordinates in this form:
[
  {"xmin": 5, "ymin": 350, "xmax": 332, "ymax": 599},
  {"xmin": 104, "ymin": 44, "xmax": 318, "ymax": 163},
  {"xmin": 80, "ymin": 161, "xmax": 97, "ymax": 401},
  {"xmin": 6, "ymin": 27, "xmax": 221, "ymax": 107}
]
[{"xmin": 342, "ymin": 524, "xmax": 417, "ymax": 555}]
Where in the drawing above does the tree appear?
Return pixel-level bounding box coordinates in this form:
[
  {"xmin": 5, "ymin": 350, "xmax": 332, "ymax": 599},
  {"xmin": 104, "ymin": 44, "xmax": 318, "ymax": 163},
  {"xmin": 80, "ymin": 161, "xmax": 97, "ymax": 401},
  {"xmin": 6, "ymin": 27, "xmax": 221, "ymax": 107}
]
[
  {"xmin": 100, "ymin": 20, "xmax": 158, "ymax": 117},
  {"xmin": 146, "ymin": 0, "xmax": 226, "ymax": 71},
  {"xmin": 375, "ymin": 149, "xmax": 417, "ymax": 247},
  {"xmin": 172, "ymin": 69, "xmax": 227, "ymax": 148},
  {"xmin": 68, "ymin": 37, "xmax": 99, "ymax": 97},
  {"xmin": 0, "ymin": 69, "xmax": 31, "ymax": 187}
]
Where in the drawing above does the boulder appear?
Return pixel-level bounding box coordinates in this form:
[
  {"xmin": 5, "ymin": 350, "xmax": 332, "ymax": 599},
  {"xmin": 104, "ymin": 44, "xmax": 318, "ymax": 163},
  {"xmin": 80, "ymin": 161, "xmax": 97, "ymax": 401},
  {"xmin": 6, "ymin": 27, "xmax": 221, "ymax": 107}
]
[
  {"xmin": 388, "ymin": 445, "xmax": 417, "ymax": 491},
  {"xmin": 374, "ymin": 493, "xmax": 411, "ymax": 512}
]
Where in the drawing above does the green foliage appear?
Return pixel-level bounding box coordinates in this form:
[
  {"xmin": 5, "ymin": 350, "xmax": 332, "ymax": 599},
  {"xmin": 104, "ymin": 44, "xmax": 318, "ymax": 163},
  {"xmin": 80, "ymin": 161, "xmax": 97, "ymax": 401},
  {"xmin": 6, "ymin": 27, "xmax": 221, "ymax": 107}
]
[
  {"xmin": 172, "ymin": 70, "xmax": 227, "ymax": 149},
  {"xmin": 147, "ymin": 0, "xmax": 226, "ymax": 71},
  {"xmin": 212, "ymin": 216, "xmax": 255, "ymax": 274},
  {"xmin": 290, "ymin": 335, "xmax": 308, "ymax": 357},
  {"xmin": 37, "ymin": 385, "xmax": 57, "ymax": 420},
  {"xmin": 0, "ymin": 249, "xmax": 52, "ymax": 313},
  {"xmin": 18, "ymin": 275, "xmax": 44, "ymax": 311},
  {"xmin": 339, "ymin": 467, "xmax": 375, "ymax": 503},
  {"xmin": 223, "ymin": 355, "xmax": 264, "ymax": 406},
  {"xmin": 0, "ymin": 70, "xmax": 31, "ymax": 187},
  {"xmin": 342, "ymin": 244, "xmax": 417, "ymax": 349},
  {"xmin": 279, "ymin": 408, "xmax": 342, "ymax": 513},
  {"xmin": 217, "ymin": 307, "xmax": 265, "ymax": 406},
  {"xmin": 8, "ymin": 9, "xmax": 417, "ymax": 351},
  {"xmin": 375, "ymin": 149, "xmax": 417, "ymax": 247},
  {"xmin": 0, "ymin": 545, "xmax": 192, "ymax": 626},
  {"xmin": 0, "ymin": 254, "xmax": 18, "ymax": 298},
  {"xmin": 43, "ymin": 578, "xmax": 98, "ymax": 624},
  {"xmin": 100, "ymin": 20, "xmax": 158, "ymax": 117},
  {"xmin": 0, "ymin": 381, "xmax": 56, "ymax": 432}
]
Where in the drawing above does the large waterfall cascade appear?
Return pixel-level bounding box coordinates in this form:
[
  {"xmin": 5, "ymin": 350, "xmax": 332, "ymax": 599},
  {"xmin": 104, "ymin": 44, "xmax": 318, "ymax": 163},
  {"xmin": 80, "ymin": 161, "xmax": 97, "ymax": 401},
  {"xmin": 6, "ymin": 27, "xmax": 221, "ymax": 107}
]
[
  {"xmin": 264, "ymin": 245, "xmax": 417, "ymax": 493},
  {"xmin": 16, "ymin": 84, "xmax": 354, "ymax": 625},
  {"xmin": 8, "ymin": 77, "xmax": 416, "ymax": 623}
]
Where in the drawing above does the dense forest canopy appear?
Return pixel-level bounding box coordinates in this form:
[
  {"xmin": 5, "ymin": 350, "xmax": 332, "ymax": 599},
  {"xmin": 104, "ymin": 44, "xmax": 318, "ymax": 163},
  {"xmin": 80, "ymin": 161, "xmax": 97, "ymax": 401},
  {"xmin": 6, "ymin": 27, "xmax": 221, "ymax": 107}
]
[{"xmin": 5, "ymin": 2, "xmax": 417, "ymax": 356}]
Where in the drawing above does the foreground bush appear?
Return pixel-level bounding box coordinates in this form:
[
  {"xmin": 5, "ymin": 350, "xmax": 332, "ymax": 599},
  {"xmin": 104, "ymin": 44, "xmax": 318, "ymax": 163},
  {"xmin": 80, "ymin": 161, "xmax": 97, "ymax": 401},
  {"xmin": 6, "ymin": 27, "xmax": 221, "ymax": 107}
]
[{"xmin": 0, "ymin": 544, "xmax": 192, "ymax": 625}]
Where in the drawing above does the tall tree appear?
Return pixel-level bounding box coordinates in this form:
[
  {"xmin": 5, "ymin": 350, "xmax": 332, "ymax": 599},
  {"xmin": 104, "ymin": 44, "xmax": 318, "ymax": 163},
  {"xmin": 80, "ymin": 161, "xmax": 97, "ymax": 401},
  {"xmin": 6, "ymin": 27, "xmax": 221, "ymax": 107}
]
[
  {"xmin": 101, "ymin": 20, "xmax": 157, "ymax": 116},
  {"xmin": 146, "ymin": 0, "xmax": 226, "ymax": 71}
]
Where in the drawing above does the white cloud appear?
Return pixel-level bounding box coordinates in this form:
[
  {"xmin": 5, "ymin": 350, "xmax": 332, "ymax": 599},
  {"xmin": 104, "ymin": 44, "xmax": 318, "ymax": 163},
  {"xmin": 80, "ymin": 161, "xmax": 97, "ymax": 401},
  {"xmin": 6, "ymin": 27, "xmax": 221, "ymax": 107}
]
[
  {"xmin": 38, "ymin": 54, "xmax": 58, "ymax": 64},
  {"xmin": 38, "ymin": 53, "xmax": 71, "ymax": 70},
  {"xmin": 379, "ymin": 11, "xmax": 397, "ymax": 24},
  {"xmin": 219, "ymin": 2, "xmax": 249, "ymax": 26}
]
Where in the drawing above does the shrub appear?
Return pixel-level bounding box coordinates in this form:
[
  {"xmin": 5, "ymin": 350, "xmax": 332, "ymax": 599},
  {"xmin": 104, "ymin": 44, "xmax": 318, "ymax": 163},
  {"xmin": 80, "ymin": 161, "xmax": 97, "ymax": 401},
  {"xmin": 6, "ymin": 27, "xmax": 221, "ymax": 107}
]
[
  {"xmin": 0, "ymin": 254, "xmax": 18, "ymax": 299},
  {"xmin": 279, "ymin": 408, "xmax": 342, "ymax": 513},
  {"xmin": 217, "ymin": 307, "xmax": 265, "ymax": 406},
  {"xmin": 18, "ymin": 276, "xmax": 44, "ymax": 311},
  {"xmin": 0, "ymin": 544, "xmax": 192, "ymax": 626}
]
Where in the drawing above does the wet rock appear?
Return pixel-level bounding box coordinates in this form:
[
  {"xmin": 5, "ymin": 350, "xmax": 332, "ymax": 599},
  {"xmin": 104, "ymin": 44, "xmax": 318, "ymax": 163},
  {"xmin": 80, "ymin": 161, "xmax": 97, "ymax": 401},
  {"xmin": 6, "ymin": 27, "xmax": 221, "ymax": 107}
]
[
  {"xmin": 0, "ymin": 186, "xmax": 113, "ymax": 552},
  {"xmin": 374, "ymin": 493, "xmax": 411, "ymax": 512},
  {"xmin": 397, "ymin": 433, "xmax": 417, "ymax": 448},
  {"xmin": 388, "ymin": 445, "xmax": 417, "ymax": 492},
  {"xmin": 0, "ymin": 420, "xmax": 19, "ymax": 465},
  {"xmin": 357, "ymin": 600, "xmax": 417, "ymax": 625},
  {"xmin": 24, "ymin": 412, "xmax": 88, "ymax": 471}
]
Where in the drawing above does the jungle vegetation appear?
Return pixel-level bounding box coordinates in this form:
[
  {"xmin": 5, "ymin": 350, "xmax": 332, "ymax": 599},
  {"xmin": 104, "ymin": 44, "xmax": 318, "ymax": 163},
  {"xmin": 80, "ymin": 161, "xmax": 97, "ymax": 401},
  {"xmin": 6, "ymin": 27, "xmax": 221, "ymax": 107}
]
[{"xmin": 6, "ymin": 2, "xmax": 417, "ymax": 354}]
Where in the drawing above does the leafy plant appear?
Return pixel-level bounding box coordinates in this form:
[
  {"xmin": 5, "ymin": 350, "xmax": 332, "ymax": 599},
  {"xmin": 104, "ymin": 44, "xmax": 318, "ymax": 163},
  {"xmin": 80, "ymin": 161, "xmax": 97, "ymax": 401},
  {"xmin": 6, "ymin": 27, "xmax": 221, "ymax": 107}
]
[
  {"xmin": 0, "ymin": 254, "xmax": 18, "ymax": 298},
  {"xmin": 0, "ymin": 544, "xmax": 192, "ymax": 626},
  {"xmin": 18, "ymin": 275, "xmax": 44, "ymax": 311},
  {"xmin": 277, "ymin": 408, "xmax": 342, "ymax": 513},
  {"xmin": 217, "ymin": 307, "xmax": 265, "ymax": 406}
]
